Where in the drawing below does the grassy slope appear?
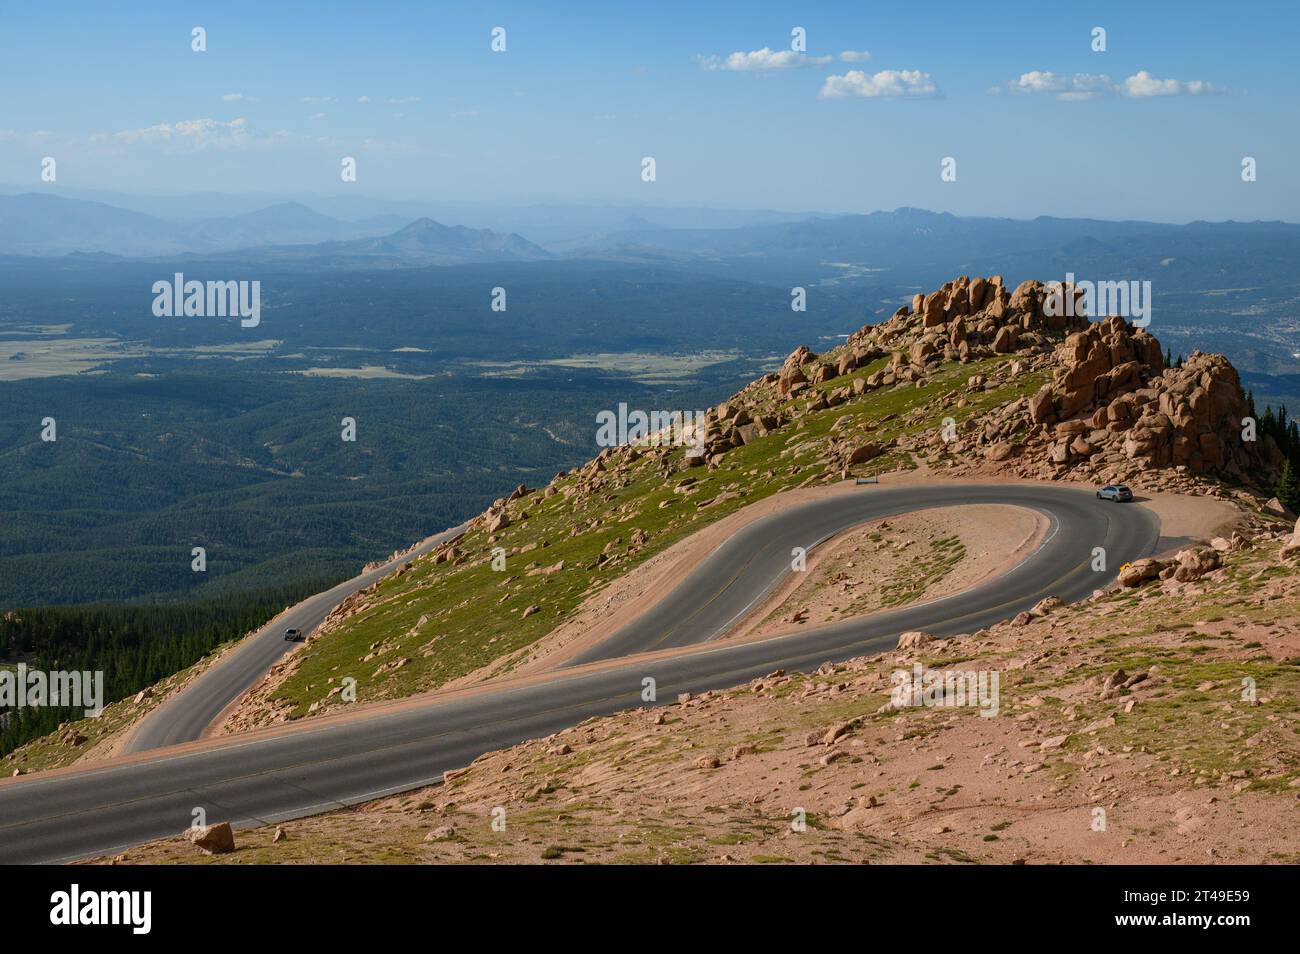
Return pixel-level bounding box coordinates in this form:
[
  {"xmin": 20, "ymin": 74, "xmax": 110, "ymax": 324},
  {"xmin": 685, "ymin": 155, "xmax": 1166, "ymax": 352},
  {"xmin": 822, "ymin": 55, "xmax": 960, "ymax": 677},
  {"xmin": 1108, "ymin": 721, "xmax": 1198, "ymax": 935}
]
[{"xmin": 268, "ymin": 353, "xmax": 1049, "ymax": 719}]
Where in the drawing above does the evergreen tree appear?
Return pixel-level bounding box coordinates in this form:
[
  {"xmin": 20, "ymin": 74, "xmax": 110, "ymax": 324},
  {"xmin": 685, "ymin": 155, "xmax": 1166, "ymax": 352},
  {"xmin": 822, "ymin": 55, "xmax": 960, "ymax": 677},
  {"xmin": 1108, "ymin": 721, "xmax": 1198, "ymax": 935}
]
[{"xmin": 1277, "ymin": 459, "xmax": 1300, "ymax": 513}]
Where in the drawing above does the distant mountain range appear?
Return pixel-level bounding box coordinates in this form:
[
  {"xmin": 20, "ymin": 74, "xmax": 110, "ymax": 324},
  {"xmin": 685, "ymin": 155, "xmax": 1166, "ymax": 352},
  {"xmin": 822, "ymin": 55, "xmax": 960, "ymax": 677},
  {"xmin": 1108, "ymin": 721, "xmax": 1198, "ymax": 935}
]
[
  {"xmin": 0, "ymin": 194, "xmax": 408, "ymax": 257},
  {"xmin": 567, "ymin": 206, "xmax": 1300, "ymax": 292},
  {"xmin": 5, "ymin": 192, "xmax": 1300, "ymax": 283},
  {"xmin": 191, "ymin": 217, "xmax": 552, "ymax": 267},
  {"xmin": 0, "ymin": 186, "xmax": 817, "ymax": 245},
  {"xmin": 0, "ymin": 193, "xmax": 547, "ymax": 264},
  {"xmin": 573, "ymin": 205, "xmax": 1300, "ymax": 266}
]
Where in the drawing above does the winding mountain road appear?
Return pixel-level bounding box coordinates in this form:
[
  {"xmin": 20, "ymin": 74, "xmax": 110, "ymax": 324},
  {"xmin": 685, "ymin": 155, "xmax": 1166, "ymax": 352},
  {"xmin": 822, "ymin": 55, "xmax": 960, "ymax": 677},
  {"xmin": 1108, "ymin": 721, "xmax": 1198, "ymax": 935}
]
[
  {"xmin": 0, "ymin": 484, "xmax": 1159, "ymax": 863},
  {"xmin": 125, "ymin": 523, "xmax": 467, "ymax": 753}
]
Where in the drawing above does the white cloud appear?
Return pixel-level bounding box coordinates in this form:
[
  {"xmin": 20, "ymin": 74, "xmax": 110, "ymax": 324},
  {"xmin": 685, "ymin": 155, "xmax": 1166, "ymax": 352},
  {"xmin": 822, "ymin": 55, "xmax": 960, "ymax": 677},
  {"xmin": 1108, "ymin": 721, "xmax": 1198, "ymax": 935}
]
[
  {"xmin": 221, "ymin": 92, "xmax": 257, "ymax": 103},
  {"xmin": 698, "ymin": 48, "xmax": 832, "ymax": 71},
  {"xmin": 450, "ymin": 110, "xmax": 479, "ymax": 119},
  {"xmin": 839, "ymin": 50, "xmax": 871, "ymax": 63},
  {"xmin": 308, "ymin": 112, "xmax": 326, "ymax": 120},
  {"xmin": 997, "ymin": 70, "xmax": 1215, "ymax": 100},
  {"xmin": 0, "ymin": 129, "xmax": 55, "ymax": 145},
  {"xmin": 1122, "ymin": 70, "xmax": 1214, "ymax": 97},
  {"xmin": 301, "ymin": 95, "xmax": 334, "ymax": 104},
  {"xmin": 387, "ymin": 96, "xmax": 421, "ymax": 104},
  {"xmin": 1003, "ymin": 71, "xmax": 1114, "ymax": 100},
  {"xmin": 357, "ymin": 95, "xmax": 371, "ymax": 103},
  {"xmin": 818, "ymin": 69, "xmax": 938, "ymax": 99},
  {"xmin": 90, "ymin": 117, "xmax": 284, "ymax": 152}
]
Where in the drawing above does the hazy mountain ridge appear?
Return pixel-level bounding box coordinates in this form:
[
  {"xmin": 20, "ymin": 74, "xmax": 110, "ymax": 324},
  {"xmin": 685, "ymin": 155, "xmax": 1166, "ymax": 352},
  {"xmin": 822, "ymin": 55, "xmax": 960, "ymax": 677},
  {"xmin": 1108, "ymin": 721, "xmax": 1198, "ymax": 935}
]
[
  {"xmin": 575, "ymin": 206, "xmax": 1300, "ymax": 271},
  {"xmin": 0, "ymin": 193, "xmax": 411, "ymax": 257},
  {"xmin": 0, "ymin": 193, "xmax": 552, "ymax": 265},
  {"xmin": 8, "ymin": 191, "xmax": 1300, "ymax": 279},
  {"xmin": 199, "ymin": 216, "xmax": 553, "ymax": 267},
  {"xmin": 3, "ymin": 193, "xmax": 1297, "ymax": 407}
]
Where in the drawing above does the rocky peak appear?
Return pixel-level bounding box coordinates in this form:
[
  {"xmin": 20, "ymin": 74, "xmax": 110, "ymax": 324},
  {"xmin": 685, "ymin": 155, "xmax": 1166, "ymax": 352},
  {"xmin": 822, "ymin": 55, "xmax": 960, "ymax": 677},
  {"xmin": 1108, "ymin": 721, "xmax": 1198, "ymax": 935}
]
[{"xmin": 770, "ymin": 276, "xmax": 1276, "ymax": 489}]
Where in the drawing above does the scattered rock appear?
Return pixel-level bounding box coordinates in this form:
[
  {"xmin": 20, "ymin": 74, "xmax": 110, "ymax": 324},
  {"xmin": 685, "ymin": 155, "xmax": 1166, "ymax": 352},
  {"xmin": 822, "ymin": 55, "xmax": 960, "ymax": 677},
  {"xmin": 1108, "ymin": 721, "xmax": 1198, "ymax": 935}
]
[
  {"xmin": 1119, "ymin": 558, "xmax": 1165, "ymax": 587},
  {"xmin": 896, "ymin": 630, "xmax": 934, "ymax": 650},
  {"xmin": 188, "ymin": 822, "xmax": 235, "ymax": 855}
]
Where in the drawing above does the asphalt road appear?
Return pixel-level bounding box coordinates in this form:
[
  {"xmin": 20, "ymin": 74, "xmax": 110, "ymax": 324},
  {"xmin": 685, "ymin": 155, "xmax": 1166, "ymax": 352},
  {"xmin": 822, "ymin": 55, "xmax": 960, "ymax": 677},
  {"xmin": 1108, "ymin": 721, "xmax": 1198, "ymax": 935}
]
[
  {"xmin": 124, "ymin": 523, "xmax": 467, "ymax": 753},
  {"xmin": 564, "ymin": 483, "xmax": 1153, "ymax": 663},
  {"xmin": 0, "ymin": 485, "xmax": 1159, "ymax": 863}
]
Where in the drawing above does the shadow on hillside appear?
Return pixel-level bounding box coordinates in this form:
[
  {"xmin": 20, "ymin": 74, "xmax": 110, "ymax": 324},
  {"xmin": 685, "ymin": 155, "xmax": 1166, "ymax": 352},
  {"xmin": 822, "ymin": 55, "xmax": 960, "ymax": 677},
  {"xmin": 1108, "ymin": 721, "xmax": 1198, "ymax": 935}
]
[{"xmin": 1155, "ymin": 534, "xmax": 1197, "ymax": 555}]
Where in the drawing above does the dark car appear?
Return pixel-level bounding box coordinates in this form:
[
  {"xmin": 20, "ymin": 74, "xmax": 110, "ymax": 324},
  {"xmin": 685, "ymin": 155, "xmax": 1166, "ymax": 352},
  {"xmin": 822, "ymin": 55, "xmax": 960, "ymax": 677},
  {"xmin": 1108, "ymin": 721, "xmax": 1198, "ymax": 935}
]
[
  {"xmin": 1096, "ymin": 485, "xmax": 1133, "ymax": 502},
  {"xmin": 284, "ymin": 627, "xmax": 303, "ymax": 641}
]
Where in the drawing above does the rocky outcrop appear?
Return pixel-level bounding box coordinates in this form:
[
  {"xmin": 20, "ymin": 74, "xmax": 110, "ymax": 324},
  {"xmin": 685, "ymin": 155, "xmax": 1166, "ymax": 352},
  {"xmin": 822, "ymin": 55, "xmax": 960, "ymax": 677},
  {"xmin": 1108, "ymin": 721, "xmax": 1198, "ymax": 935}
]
[
  {"xmin": 778, "ymin": 346, "xmax": 812, "ymax": 396},
  {"xmin": 525, "ymin": 275, "xmax": 1277, "ymax": 498},
  {"xmin": 849, "ymin": 275, "xmax": 1088, "ymax": 365},
  {"xmin": 1028, "ymin": 316, "xmax": 1164, "ymax": 425},
  {"xmin": 1020, "ymin": 322, "xmax": 1274, "ymax": 479}
]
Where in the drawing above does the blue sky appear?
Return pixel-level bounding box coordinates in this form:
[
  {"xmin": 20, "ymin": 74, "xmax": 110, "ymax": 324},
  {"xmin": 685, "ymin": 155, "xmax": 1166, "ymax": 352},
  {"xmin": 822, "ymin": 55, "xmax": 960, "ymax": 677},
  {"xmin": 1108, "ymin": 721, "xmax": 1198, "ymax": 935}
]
[{"xmin": 1, "ymin": 0, "xmax": 1296, "ymax": 221}]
